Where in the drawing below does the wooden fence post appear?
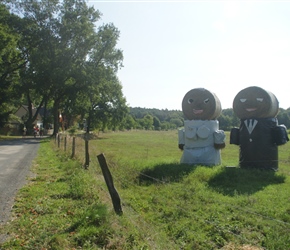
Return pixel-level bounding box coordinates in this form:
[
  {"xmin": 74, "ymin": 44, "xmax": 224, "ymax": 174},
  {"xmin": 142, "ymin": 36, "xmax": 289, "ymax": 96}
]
[
  {"xmin": 97, "ymin": 153, "xmax": 123, "ymax": 215},
  {"xmin": 84, "ymin": 139, "xmax": 89, "ymax": 169},
  {"xmin": 71, "ymin": 137, "xmax": 75, "ymax": 158},
  {"xmin": 64, "ymin": 136, "xmax": 67, "ymax": 151}
]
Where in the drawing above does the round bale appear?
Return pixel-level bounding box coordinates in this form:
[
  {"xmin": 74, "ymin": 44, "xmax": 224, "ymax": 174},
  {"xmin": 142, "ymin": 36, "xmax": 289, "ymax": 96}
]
[
  {"xmin": 182, "ymin": 88, "xmax": 222, "ymax": 120},
  {"xmin": 233, "ymin": 86, "xmax": 279, "ymax": 119}
]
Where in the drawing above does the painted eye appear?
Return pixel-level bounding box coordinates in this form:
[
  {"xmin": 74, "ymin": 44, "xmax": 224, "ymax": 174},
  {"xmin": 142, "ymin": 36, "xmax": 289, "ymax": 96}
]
[
  {"xmin": 188, "ymin": 98, "xmax": 194, "ymax": 104},
  {"xmin": 204, "ymin": 98, "xmax": 209, "ymax": 104},
  {"xmin": 240, "ymin": 99, "xmax": 247, "ymax": 103},
  {"xmin": 257, "ymin": 98, "xmax": 263, "ymax": 102}
]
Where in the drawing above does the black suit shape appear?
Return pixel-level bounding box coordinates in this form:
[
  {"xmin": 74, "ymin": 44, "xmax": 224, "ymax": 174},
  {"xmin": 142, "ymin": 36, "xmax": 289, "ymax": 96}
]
[{"xmin": 235, "ymin": 118, "xmax": 278, "ymax": 170}]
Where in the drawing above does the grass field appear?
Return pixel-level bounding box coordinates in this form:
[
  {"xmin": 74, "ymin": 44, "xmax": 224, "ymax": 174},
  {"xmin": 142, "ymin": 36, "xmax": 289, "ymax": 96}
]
[{"xmin": 1, "ymin": 130, "xmax": 290, "ymax": 249}]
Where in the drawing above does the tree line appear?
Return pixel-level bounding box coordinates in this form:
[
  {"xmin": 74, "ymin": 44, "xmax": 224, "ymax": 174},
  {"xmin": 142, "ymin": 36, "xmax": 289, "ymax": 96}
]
[{"xmin": 122, "ymin": 107, "xmax": 290, "ymax": 131}]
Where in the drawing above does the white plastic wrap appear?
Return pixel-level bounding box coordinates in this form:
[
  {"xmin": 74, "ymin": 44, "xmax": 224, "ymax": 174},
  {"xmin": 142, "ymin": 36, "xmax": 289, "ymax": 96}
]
[{"xmin": 179, "ymin": 120, "xmax": 225, "ymax": 165}]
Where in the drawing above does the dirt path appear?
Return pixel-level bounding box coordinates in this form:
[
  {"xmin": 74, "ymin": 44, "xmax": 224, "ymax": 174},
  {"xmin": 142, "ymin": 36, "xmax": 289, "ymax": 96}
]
[{"xmin": 0, "ymin": 137, "xmax": 41, "ymax": 243}]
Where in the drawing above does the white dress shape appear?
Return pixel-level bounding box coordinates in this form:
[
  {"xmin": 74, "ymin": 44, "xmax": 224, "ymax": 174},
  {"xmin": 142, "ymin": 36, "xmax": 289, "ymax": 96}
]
[{"xmin": 178, "ymin": 120, "xmax": 225, "ymax": 166}]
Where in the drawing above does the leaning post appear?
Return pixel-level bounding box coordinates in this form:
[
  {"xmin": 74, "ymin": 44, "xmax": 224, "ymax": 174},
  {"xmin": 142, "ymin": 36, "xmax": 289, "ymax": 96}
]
[{"xmin": 97, "ymin": 153, "xmax": 123, "ymax": 215}]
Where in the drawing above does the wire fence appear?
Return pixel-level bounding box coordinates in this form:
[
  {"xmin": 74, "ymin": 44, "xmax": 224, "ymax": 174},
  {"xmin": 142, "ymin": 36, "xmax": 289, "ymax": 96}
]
[{"xmin": 53, "ymin": 133, "xmax": 290, "ymax": 249}]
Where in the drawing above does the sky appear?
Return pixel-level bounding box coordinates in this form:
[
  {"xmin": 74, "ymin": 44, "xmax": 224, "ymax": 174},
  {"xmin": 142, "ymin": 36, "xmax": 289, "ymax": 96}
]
[{"xmin": 88, "ymin": 1, "xmax": 290, "ymax": 111}]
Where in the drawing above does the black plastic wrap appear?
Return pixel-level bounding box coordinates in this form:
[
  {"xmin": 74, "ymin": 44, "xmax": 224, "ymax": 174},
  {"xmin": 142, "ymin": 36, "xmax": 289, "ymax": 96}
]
[
  {"xmin": 272, "ymin": 125, "xmax": 289, "ymax": 145},
  {"xmin": 230, "ymin": 127, "xmax": 240, "ymax": 145},
  {"xmin": 239, "ymin": 118, "xmax": 278, "ymax": 170}
]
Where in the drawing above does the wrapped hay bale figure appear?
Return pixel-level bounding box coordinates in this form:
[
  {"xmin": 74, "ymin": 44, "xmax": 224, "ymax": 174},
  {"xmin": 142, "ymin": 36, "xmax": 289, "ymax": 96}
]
[
  {"xmin": 178, "ymin": 88, "xmax": 226, "ymax": 165},
  {"xmin": 230, "ymin": 86, "xmax": 289, "ymax": 170}
]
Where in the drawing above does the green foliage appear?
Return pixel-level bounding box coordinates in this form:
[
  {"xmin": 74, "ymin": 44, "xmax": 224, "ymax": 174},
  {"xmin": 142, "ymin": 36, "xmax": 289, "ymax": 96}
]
[
  {"xmin": 277, "ymin": 108, "xmax": 290, "ymax": 128},
  {"xmin": 67, "ymin": 125, "xmax": 78, "ymax": 136},
  {"xmin": 1, "ymin": 0, "xmax": 127, "ymax": 135},
  {"xmin": 127, "ymin": 107, "xmax": 290, "ymax": 132},
  {"xmin": 126, "ymin": 107, "xmax": 184, "ymax": 131},
  {"xmin": 0, "ymin": 4, "xmax": 24, "ymax": 126}
]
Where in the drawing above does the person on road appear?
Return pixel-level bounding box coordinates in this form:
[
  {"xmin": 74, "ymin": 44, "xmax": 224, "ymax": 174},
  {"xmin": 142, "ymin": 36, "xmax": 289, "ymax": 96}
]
[{"xmin": 33, "ymin": 125, "xmax": 39, "ymax": 138}]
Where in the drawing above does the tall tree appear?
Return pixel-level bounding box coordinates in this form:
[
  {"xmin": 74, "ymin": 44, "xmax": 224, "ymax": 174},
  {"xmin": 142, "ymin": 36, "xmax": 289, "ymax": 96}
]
[
  {"xmin": 73, "ymin": 22, "xmax": 126, "ymax": 168},
  {"xmin": 0, "ymin": 4, "xmax": 25, "ymax": 126},
  {"xmin": 7, "ymin": 0, "xmax": 101, "ymax": 134},
  {"xmin": 4, "ymin": 0, "xmax": 128, "ymax": 145}
]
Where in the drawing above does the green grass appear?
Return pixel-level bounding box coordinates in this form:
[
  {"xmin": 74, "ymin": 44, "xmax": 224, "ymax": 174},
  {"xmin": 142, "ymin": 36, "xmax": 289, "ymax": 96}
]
[
  {"xmin": 0, "ymin": 139, "xmax": 111, "ymax": 249},
  {"xmin": 1, "ymin": 130, "xmax": 290, "ymax": 249}
]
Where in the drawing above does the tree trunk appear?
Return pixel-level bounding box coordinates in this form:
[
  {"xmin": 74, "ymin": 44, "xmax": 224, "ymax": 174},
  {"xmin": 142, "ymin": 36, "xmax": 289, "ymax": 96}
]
[
  {"xmin": 84, "ymin": 108, "xmax": 92, "ymax": 169},
  {"xmin": 52, "ymin": 100, "xmax": 60, "ymax": 136},
  {"xmin": 42, "ymin": 98, "xmax": 48, "ymax": 129}
]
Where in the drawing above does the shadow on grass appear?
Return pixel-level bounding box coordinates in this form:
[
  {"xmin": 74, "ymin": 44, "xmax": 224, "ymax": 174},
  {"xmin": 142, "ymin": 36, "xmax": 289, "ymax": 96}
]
[
  {"xmin": 208, "ymin": 167, "xmax": 286, "ymax": 196},
  {"xmin": 138, "ymin": 163, "xmax": 197, "ymax": 184}
]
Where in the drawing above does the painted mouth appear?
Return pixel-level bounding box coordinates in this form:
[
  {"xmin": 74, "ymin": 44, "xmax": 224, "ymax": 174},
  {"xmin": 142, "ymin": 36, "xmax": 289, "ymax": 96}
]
[
  {"xmin": 246, "ymin": 108, "xmax": 257, "ymax": 112},
  {"xmin": 193, "ymin": 109, "xmax": 203, "ymax": 114}
]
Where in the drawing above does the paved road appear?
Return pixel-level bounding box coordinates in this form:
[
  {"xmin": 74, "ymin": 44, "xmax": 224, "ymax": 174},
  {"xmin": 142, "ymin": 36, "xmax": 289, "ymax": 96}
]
[{"xmin": 0, "ymin": 137, "xmax": 41, "ymax": 243}]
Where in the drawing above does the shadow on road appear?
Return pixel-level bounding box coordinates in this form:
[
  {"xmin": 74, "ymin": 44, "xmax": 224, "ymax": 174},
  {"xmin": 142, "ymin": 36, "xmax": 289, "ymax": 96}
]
[{"xmin": 0, "ymin": 137, "xmax": 50, "ymax": 146}]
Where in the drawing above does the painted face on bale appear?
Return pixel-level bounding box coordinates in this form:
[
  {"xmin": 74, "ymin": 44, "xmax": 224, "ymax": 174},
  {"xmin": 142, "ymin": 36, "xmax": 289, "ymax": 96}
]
[
  {"xmin": 233, "ymin": 86, "xmax": 279, "ymax": 119},
  {"xmin": 182, "ymin": 88, "xmax": 222, "ymax": 120}
]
